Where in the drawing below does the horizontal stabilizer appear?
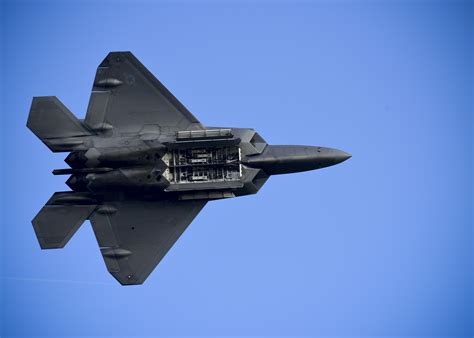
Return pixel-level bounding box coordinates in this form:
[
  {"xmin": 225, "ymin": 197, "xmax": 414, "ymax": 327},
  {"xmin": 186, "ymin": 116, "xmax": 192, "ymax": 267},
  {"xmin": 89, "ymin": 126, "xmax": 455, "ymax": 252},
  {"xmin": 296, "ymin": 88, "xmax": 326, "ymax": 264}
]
[
  {"xmin": 32, "ymin": 192, "xmax": 97, "ymax": 249},
  {"xmin": 27, "ymin": 96, "xmax": 92, "ymax": 152}
]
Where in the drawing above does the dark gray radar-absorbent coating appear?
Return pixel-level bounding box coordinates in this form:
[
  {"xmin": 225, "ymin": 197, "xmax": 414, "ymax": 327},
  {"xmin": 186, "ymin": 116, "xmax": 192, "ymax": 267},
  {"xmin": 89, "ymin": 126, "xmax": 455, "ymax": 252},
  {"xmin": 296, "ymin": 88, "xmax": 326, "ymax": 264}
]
[{"xmin": 27, "ymin": 52, "xmax": 351, "ymax": 285}]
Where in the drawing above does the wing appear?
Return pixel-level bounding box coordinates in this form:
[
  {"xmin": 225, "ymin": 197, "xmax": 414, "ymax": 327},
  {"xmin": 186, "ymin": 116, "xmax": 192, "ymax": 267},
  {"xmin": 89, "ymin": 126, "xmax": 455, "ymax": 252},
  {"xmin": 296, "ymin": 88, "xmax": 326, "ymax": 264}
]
[
  {"xmin": 85, "ymin": 51, "xmax": 203, "ymax": 134},
  {"xmin": 89, "ymin": 200, "xmax": 206, "ymax": 285}
]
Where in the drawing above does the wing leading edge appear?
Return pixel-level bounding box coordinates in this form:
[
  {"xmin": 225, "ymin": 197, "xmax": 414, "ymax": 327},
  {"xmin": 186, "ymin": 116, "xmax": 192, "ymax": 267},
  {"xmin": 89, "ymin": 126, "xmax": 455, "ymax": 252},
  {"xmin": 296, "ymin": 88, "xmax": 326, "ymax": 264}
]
[
  {"xmin": 85, "ymin": 51, "xmax": 203, "ymax": 134},
  {"xmin": 89, "ymin": 200, "xmax": 206, "ymax": 285}
]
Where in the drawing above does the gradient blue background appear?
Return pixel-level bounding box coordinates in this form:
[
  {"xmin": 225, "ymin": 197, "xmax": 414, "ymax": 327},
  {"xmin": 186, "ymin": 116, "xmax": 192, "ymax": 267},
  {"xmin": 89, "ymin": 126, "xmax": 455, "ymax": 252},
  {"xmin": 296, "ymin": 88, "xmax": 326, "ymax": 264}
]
[{"xmin": 1, "ymin": 0, "xmax": 472, "ymax": 336}]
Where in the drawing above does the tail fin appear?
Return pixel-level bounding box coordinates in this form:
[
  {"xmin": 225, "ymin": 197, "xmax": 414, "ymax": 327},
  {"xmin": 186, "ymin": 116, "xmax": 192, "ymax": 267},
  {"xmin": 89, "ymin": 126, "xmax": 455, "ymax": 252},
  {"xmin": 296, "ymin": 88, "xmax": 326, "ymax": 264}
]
[
  {"xmin": 32, "ymin": 192, "xmax": 97, "ymax": 249},
  {"xmin": 27, "ymin": 96, "xmax": 93, "ymax": 152}
]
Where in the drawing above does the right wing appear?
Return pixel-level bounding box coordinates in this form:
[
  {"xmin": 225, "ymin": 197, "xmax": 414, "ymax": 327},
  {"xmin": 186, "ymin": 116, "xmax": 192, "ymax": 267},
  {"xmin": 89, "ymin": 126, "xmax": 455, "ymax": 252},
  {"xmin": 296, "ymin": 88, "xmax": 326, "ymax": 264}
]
[
  {"xmin": 89, "ymin": 200, "xmax": 206, "ymax": 285},
  {"xmin": 85, "ymin": 51, "xmax": 203, "ymax": 134}
]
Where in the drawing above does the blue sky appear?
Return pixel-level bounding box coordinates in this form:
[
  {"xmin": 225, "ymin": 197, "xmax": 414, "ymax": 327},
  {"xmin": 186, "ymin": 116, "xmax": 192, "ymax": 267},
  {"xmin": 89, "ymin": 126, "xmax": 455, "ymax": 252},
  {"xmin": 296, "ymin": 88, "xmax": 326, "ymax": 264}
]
[{"xmin": 1, "ymin": 0, "xmax": 472, "ymax": 336}]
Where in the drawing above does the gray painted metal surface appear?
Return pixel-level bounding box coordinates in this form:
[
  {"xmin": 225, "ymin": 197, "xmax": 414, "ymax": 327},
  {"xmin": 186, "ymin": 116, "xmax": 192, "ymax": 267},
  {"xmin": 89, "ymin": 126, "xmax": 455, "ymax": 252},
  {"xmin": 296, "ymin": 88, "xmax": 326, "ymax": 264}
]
[{"xmin": 27, "ymin": 52, "xmax": 351, "ymax": 285}]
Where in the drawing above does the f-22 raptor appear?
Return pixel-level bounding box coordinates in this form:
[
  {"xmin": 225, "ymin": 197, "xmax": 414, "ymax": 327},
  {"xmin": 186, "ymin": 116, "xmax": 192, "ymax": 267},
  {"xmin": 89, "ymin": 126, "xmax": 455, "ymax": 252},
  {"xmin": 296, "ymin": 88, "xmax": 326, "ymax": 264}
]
[{"xmin": 28, "ymin": 52, "xmax": 351, "ymax": 285}]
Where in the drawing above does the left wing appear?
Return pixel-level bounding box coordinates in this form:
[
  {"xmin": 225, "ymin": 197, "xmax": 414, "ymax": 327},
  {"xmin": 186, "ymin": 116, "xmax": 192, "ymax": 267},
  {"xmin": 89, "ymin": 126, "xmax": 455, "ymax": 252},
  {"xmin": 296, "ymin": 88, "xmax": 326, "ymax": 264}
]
[
  {"xmin": 89, "ymin": 200, "xmax": 206, "ymax": 285},
  {"xmin": 85, "ymin": 51, "xmax": 203, "ymax": 133}
]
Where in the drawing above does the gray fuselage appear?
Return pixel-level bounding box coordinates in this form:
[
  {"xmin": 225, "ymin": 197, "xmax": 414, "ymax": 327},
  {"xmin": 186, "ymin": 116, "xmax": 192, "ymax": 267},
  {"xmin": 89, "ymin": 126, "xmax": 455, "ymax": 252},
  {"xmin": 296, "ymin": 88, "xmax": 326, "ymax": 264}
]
[{"xmin": 57, "ymin": 127, "xmax": 350, "ymax": 202}]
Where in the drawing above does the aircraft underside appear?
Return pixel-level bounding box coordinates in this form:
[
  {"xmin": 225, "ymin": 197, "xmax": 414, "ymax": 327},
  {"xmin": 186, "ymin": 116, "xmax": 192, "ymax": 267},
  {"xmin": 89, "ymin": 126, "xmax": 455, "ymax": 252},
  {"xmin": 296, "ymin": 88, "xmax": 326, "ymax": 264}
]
[{"xmin": 27, "ymin": 51, "xmax": 350, "ymax": 285}]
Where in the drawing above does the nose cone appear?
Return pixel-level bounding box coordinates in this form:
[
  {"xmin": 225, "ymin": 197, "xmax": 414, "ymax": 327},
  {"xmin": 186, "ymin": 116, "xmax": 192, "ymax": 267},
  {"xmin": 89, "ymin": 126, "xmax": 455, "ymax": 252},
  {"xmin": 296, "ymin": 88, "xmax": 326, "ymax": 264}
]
[
  {"xmin": 242, "ymin": 145, "xmax": 351, "ymax": 175},
  {"xmin": 324, "ymin": 148, "xmax": 352, "ymax": 166}
]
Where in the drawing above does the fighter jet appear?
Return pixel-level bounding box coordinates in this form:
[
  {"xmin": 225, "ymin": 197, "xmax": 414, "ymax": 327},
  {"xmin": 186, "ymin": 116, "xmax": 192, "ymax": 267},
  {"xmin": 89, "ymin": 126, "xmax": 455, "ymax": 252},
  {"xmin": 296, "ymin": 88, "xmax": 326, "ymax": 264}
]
[{"xmin": 27, "ymin": 52, "xmax": 351, "ymax": 285}]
